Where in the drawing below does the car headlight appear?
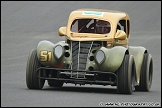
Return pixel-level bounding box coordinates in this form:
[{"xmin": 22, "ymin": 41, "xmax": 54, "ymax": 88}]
[
  {"xmin": 95, "ymin": 50, "xmax": 105, "ymax": 64},
  {"xmin": 54, "ymin": 45, "xmax": 63, "ymax": 59}
]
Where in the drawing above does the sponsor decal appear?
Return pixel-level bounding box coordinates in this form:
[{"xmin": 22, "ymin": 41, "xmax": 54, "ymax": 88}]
[
  {"xmin": 82, "ymin": 11, "xmax": 104, "ymax": 16},
  {"xmin": 71, "ymin": 35, "xmax": 88, "ymax": 38}
]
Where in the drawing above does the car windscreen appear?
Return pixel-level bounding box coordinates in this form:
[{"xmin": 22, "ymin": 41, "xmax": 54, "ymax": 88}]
[{"xmin": 71, "ymin": 19, "xmax": 111, "ymax": 34}]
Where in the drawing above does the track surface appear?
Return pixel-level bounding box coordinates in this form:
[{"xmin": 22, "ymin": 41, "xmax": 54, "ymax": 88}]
[{"xmin": 1, "ymin": 1, "xmax": 161, "ymax": 107}]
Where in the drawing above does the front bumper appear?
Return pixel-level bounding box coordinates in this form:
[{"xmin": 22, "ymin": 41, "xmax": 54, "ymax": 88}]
[{"xmin": 36, "ymin": 67, "xmax": 117, "ymax": 85}]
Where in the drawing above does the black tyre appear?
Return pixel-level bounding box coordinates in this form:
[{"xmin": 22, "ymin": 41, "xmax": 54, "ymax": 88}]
[
  {"xmin": 117, "ymin": 54, "xmax": 136, "ymax": 94},
  {"xmin": 47, "ymin": 80, "xmax": 64, "ymax": 87},
  {"xmin": 135, "ymin": 53, "xmax": 153, "ymax": 91},
  {"xmin": 26, "ymin": 49, "xmax": 45, "ymax": 89}
]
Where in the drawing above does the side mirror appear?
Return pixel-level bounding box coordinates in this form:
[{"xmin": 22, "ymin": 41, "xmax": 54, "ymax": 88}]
[
  {"xmin": 58, "ymin": 27, "xmax": 66, "ymax": 36},
  {"xmin": 115, "ymin": 30, "xmax": 127, "ymax": 40}
]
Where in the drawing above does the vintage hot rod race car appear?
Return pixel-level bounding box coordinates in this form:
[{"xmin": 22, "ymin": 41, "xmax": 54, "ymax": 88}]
[{"xmin": 26, "ymin": 9, "xmax": 153, "ymax": 94}]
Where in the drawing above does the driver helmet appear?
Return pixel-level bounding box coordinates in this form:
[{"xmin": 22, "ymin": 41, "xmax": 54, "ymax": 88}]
[{"xmin": 96, "ymin": 20, "xmax": 111, "ymax": 34}]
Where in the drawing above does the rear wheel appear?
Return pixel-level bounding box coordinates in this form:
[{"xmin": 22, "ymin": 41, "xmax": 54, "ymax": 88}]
[
  {"xmin": 135, "ymin": 53, "xmax": 153, "ymax": 91},
  {"xmin": 117, "ymin": 54, "xmax": 136, "ymax": 94},
  {"xmin": 26, "ymin": 49, "xmax": 45, "ymax": 89},
  {"xmin": 47, "ymin": 80, "xmax": 64, "ymax": 87}
]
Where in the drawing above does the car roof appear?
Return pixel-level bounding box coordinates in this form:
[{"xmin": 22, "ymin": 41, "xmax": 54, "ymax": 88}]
[{"xmin": 69, "ymin": 8, "xmax": 129, "ymax": 21}]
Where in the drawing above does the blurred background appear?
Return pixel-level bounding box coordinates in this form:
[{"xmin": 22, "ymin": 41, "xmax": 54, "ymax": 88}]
[{"xmin": 1, "ymin": 1, "xmax": 161, "ymax": 34}]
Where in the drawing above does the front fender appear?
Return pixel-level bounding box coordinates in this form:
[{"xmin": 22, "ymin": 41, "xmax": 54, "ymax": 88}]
[
  {"xmin": 128, "ymin": 46, "xmax": 147, "ymax": 83},
  {"xmin": 89, "ymin": 46, "xmax": 128, "ymax": 72},
  {"xmin": 101, "ymin": 46, "xmax": 128, "ymax": 72},
  {"xmin": 37, "ymin": 40, "xmax": 55, "ymax": 66},
  {"xmin": 37, "ymin": 40, "xmax": 71, "ymax": 67}
]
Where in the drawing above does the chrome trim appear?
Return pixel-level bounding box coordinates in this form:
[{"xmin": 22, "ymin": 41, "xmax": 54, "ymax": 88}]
[
  {"xmin": 85, "ymin": 41, "xmax": 93, "ymax": 78},
  {"xmin": 77, "ymin": 41, "xmax": 81, "ymax": 78},
  {"xmin": 70, "ymin": 41, "xmax": 72, "ymax": 78},
  {"xmin": 87, "ymin": 41, "xmax": 94, "ymax": 57}
]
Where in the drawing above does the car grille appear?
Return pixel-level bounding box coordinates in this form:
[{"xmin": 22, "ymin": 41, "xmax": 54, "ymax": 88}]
[
  {"xmin": 71, "ymin": 41, "xmax": 102, "ymax": 70},
  {"xmin": 72, "ymin": 41, "xmax": 93, "ymax": 70},
  {"xmin": 70, "ymin": 41, "xmax": 102, "ymax": 78}
]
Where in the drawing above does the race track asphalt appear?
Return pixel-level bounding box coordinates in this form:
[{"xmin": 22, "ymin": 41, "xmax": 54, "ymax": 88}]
[{"xmin": 1, "ymin": 1, "xmax": 161, "ymax": 107}]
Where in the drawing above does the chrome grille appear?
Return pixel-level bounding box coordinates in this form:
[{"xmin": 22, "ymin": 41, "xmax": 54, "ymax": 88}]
[
  {"xmin": 70, "ymin": 41, "xmax": 103, "ymax": 78},
  {"xmin": 72, "ymin": 41, "xmax": 92, "ymax": 70}
]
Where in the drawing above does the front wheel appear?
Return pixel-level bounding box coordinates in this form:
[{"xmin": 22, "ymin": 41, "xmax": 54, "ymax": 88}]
[
  {"xmin": 26, "ymin": 49, "xmax": 45, "ymax": 89},
  {"xmin": 135, "ymin": 53, "xmax": 153, "ymax": 91},
  {"xmin": 117, "ymin": 54, "xmax": 136, "ymax": 94}
]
